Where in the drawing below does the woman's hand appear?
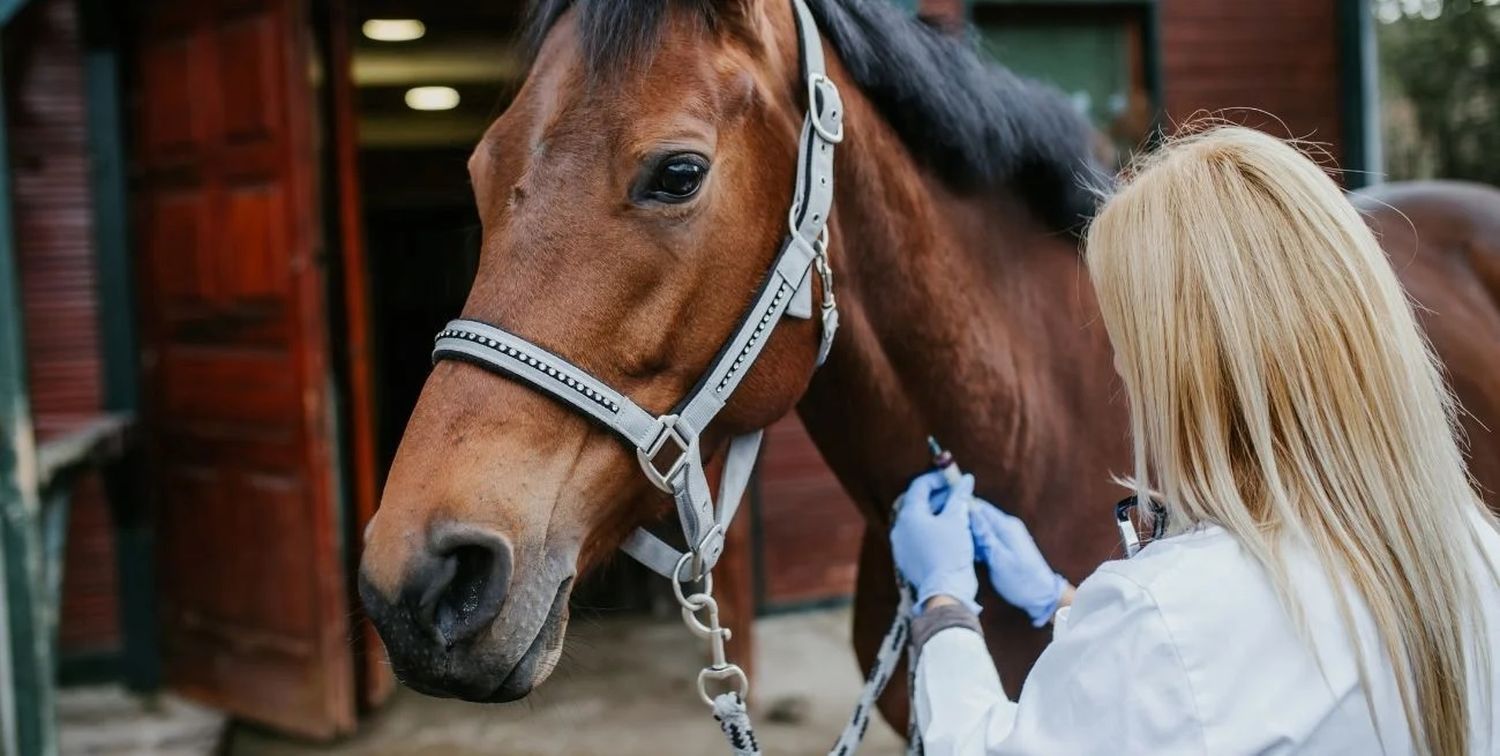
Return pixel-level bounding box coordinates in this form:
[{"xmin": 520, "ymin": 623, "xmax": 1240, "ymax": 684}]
[
  {"xmin": 970, "ymin": 501, "xmax": 1070, "ymax": 627},
  {"xmin": 891, "ymin": 471, "xmax": 980, "ymax": 614}
]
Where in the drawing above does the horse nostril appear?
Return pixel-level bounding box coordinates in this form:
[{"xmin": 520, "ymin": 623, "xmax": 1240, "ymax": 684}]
[
  {"xmin": 435, "ymin": 543, "xmax": 496, "ymax": 640},
  {"xmin": 407, "ymin": 527, "xmax": 513, "ymax": 647}
]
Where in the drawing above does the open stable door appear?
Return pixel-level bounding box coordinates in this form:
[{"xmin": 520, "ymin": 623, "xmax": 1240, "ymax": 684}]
[
  {"xmin": 324, "ymin": 0, "xmax": 395, "ymax": 709},
  {"xmin": 129, "ymin": 0, "xmax": 356, "ymax": 738}
]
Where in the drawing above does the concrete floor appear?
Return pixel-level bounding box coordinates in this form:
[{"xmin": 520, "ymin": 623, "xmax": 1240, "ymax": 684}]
[
  {"xmin": 59, "ymin": 686, "xmax": 225, "ymax": 755},
  {"xmin": 228, "ymin": 607, "xmax": 904, "ymax": 756}
]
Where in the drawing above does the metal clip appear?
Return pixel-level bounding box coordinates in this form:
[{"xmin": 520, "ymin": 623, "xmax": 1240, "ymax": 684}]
[
  {"xmin": 698, "ymin": 663, "xmax": 750, "ymax": 707},
  {"xmin": 813, "ymin": 227, "xmax": 839, "ymax": 366},
  {"xmin": 814, "ymin": 226, "xmax": 836, "ymax": 310},
  {"xmin": 672, "ymin": 553, "xmax": 751, "ymax": 706},
  {"xmin": 672, "ymin": 551, "xmax": 712, "ymax": 611},
  {"xmin": 680, "ymin": 592, "xmax": 750, "ymax": 706},
  {"xmin": 1114, "ymin": 497, "xmax": 1142, "ymax": 558}
]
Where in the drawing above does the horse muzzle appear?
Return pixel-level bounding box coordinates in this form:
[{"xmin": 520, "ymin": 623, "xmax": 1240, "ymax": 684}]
[{"xmin": 358, "ymin": 526, "xmax": 574, "ymax": 702}]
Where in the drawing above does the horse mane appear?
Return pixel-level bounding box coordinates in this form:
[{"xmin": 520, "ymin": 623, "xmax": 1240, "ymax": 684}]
[{"xmin": 524, "ymin": 0, "xmax": 1106, "ymax": 232}]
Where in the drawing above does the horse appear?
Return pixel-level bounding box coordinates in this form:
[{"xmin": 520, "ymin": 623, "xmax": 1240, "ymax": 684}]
[
  {"xmin": 1352, "ymin": 181, "xmax": 1500, "ymax": 503},
  {"xmin": 357, "ymin": 0, "xmax": 1500, "ymax": 730}
]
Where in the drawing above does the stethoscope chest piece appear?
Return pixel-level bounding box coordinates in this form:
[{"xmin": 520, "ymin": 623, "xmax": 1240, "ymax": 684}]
[{"xmin": 1114, "ymin": 495, "xmax": 1168, "ymax": 557}]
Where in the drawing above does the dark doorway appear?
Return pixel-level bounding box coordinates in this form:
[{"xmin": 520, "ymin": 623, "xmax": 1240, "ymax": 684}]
[
  {"xmin": 347, "ymin": 3, "xmax": 659, "ymax": 614},
  {"xmin": 350, "ymin": 3, "xmax": 519, "ymax": 471}
]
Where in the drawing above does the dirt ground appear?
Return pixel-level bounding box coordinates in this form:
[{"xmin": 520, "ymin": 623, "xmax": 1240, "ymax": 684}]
[{"xmin": 228, "ymin": 607, "xmax": 904, "ymax": 756}]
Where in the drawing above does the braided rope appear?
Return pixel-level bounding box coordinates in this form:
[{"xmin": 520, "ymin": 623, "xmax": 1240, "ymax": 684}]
[
  {"xmin": 826, "ymin": 579, "xmax": 915, "ymax": 755},
  {"xmin": 712, "ymin": 581, "xmax": 916, "ymax": 756},
  {"xmin": 711, "ymin": 506, "xmax": 922, "ymax": 756},
  {"xmin": 713, "ymin": 693, "xmax": 763, "ymax": 756}
]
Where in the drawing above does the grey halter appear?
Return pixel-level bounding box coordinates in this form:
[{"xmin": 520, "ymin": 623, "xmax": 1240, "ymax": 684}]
[{"xmin": 433, "ymin": 0, "xmax": 843, "ymax": 581}]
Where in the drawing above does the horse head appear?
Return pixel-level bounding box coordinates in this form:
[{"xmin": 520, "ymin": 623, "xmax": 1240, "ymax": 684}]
[{"xmin": 358, "ymin": 0, "xmax": 833, "ymax": 702}]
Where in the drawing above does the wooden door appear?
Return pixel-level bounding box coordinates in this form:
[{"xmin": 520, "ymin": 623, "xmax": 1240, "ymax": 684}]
[
  {"xmin": 324, "ymin": 0, "xmax": 394, "ymax": 709},
  {"xmin": 129, "ymin": 0, "xmax": 355, "ymax": 738}
]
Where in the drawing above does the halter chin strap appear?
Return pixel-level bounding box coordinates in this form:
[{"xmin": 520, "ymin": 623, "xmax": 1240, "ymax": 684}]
[{"xmin": 432, "ymin": 0, "xmax": 842, "ymax": 579}]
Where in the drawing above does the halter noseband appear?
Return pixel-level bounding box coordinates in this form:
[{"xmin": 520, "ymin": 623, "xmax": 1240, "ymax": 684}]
[{"xmin": 432, "ymin": 0, "xmax": 843, "ymax": 580}]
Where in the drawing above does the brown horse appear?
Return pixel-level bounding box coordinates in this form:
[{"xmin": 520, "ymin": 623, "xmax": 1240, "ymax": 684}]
[{"xmin": 357, "ymin": 0, "xmax": 1500, "ymax": 728}]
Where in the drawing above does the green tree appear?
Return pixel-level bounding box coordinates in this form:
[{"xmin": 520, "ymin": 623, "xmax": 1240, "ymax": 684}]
[{"xmin": 1377, "ymin": 0, "xmax": 1500, "ymax": 184}]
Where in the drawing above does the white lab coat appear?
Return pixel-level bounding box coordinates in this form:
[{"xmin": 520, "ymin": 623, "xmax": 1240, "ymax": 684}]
[{"xmin": 915, "ymin": 508, "xmax": 1500, "ymax": 755}]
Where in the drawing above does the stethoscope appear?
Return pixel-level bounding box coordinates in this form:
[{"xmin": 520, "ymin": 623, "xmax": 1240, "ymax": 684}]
[{"xmin": 1115, "ymin": 495, "xmax": 1169, "ymax": 557}]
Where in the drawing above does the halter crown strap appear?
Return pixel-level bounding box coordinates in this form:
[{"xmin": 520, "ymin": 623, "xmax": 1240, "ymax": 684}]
[{"xmin": 431, "ymin": 0, "xmax": 842, "ymax": 579}]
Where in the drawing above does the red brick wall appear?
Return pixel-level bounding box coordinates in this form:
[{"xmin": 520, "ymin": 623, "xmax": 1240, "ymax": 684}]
[
  {"xmin": 8, "ymin": 0, "xmax": 120, "ymax": 655},
  {"xmin": 1159, "ymin": 0, "xmax": 1344, "ymax": 160}
]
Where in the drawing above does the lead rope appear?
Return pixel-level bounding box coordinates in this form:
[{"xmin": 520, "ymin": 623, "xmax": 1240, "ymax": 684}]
[{"xmin": 689, "ymin": 506, "xmax": 923, "ymax": 756}]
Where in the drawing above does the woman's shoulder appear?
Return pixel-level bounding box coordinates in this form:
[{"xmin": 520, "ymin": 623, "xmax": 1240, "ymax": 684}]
[
  {"xmin": 1078, "ymin": 523, "xmax": 1297, "ymax": 658},
  {"xmin": 1073, "ymin": 524, "xmax": 1383, "ymax": 752},
  {"xmin": 1060, "ymin": 523, "xmax": 1261, "ymax": 650},
  {"xmin": 1091, "ymin": 523, "xmax": 1249, "ymax": 595}
]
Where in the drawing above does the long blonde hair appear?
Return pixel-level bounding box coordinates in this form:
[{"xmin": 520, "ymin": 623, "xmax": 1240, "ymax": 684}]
[{"xmin": 1086, "ymin": 125, "xmax": 1497, "ymax": 755}]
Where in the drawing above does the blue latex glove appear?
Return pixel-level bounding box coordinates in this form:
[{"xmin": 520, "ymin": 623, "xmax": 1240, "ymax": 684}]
[
  {"xmin": 970, "ymin": 501, "xmax": 1067, "ymax": 627},
  {"xmin": 891, "ymin": 471, "xmax": 980, "ymax": 614}
]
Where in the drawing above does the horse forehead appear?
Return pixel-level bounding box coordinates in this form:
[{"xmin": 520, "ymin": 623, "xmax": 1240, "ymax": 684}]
[{"xmin": 497, "ymin": 15, "xmax": 743, "ymax": 149}]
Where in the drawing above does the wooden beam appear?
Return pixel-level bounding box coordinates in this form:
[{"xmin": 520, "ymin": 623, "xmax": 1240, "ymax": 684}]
[
  {"xmin": 1338, "ymin": 0, "xmax": 1381, "ymax": 187},
  {"xmin": 79, "ymin": 0, "xmax": 161, "ymax": 694},
  {"xmin": 0, "ymin": 33, "xmax": 56, "ymax": 755}
]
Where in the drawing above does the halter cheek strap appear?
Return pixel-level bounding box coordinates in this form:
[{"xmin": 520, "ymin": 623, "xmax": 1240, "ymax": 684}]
[{"xmin": 432, "ymin": 0, "xmax": 843, "ymax": 579}]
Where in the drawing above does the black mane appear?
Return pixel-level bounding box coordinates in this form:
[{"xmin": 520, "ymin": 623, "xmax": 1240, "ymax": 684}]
[{"xmin": 525, "ymin": 0, "xmax": 1106, "ymax": 232}]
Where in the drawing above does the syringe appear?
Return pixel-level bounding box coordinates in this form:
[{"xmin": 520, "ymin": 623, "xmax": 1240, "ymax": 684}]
[{"xmin": 926, "ymin": 436, "xmax": 964, "ymax": 487}]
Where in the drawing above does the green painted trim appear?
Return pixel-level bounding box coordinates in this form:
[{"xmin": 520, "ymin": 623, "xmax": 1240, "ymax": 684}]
[
  {"xmin": 82, "ymin": 0, "xmax": 138, "ymax": 414},
  {"xmin": 106, "ymin": 506, "xmax": 160, "ymax": 692},
  {"xmin": 0, "ymin": 0, "xmax": 34, "ymax": 28},
  {"xmin": 39, "ymin": 487, "xmax": 68, "ymax": 646},
  {"xmin": 80, "ymin": 0, "xmax": 161, "ymax": 693},
  {"xmin": 1141, "ymin": 0, "xmax": 1165, "ymax": 141},
  {"xmin": 1338, "ymin": 0, "xmax": 1381, "ymax": 187},
  {"xmin": 0, "ymin": 35, "xmax": 57, "ymax": 755}
]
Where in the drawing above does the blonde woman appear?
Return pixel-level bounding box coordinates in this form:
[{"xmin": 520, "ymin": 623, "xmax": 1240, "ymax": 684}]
[{"xmin": 889, "ymin": 126, "xmax": 1500, "ymax": 754}]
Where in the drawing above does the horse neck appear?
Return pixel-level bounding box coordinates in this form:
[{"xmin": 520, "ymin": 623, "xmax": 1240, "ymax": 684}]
[{"xmin": 796, "ymin": 90, "xmax": 1119, "ymax": 523}]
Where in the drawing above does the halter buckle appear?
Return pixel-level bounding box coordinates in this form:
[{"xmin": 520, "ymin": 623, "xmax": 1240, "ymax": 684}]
[
  {"xmin": 637, "ymin": 414, "xmax": 693, "ymax": 492},
  {"xmin": 807, "ymin": 72, "xmax": 845, "ymax": 144}
]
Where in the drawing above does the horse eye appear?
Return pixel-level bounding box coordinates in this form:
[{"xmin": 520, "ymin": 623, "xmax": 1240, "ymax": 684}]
[{"xmin": 646, "ymin": 156, "xmax": 708, "ymax": 202}]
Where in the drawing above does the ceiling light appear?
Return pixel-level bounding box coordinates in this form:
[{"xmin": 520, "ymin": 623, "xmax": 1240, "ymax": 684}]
[
  {"xmin": 405, "ymin": 86, "xmax": 460, "ymax": 111},
  {"xmin": 363, "ymin": 19, "xmax": 426, "ymax": 42}
]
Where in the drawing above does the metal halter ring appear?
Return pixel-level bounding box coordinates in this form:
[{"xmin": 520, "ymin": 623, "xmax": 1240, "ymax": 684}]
[
  {"xmin": 813, "ymin": 228, "xmax": 834, "ymax": 299},
  {"xmin": 680, "ymin": 593, "xmax": 721, "ymax": 637},
  {"xmin": 672, "ymin": 551, "xmax": 713, "ymax": 611},
  {"xmin": 698, "ymin": 663, "xmax": 750, "ymax": 706}
]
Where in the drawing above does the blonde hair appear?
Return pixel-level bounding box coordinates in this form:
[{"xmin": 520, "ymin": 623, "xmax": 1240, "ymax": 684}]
[{"xmin": 1086, "ymin": 125, "xmax": 1497, "ymax": 755}]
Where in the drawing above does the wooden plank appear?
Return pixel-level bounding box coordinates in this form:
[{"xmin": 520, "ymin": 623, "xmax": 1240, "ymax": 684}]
[
  {"xmin": 79, "ymin": 0, "xmax": 158, "ymax": 691},
  {"xmin": 35, "ymin": 413, "xmax": 129, "ymax": 490},
  {"xmin": 321, "ymin": 0, "xmax": 393, "ymax": 710}
]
